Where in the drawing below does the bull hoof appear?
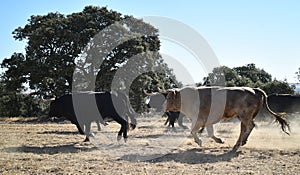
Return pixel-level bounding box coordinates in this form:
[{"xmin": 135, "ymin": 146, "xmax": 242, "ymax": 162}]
[
  {"xmin": 215, "ymin": 138, "xmax": 224, "ymax": 144},
  {"xmin": 124, "ymin": 137, "xmax": 128, "ymax": 143},
  {"xmin": 241, "ymin": 140, "xmax": 247, "ymax": 146},
  {"xmin": 211, "ymin": 136, "xmax": 224, "ymax": 144},
  {"xmin": 89, "ymin": 132, "xmax": 96, "ymax": 137},
  {"xmin": 117, "ymin": 135, "xmax": 122, "ymax": 141},
  {"xmin": 197, "ymin": 142, "xmax": 202, "ymax": 147},
  {"xmin": 195, "ymin": 139, "xmax": 202, "ymax": 147},
  {"xmin": 83, "ymin": 137, "xmax": 90, "ymax": 142},
  {"xmin": 198, "ymin": 128, "xmax": 205, "ymax": 134},
  {"xmin": 231, "ymin": 145, "xmax": 239, "ymax": 152}
]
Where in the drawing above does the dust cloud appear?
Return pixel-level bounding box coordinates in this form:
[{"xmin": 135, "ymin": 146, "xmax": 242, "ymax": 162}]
[{"xmin": 217, "ymin": 113, "xmax": 300, "ymax": 150}]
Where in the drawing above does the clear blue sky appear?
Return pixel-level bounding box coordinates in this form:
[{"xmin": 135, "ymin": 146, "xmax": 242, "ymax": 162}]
[{"xmin": 1, "ymin": 0, "xmax": 300, "ymax": 83}]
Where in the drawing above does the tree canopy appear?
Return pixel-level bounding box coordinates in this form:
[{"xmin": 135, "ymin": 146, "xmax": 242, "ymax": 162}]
[
  {"xmin": 203, "ymin": 63, "xmax": 295, "ymax": 94},
  {"xmin": 1, "ymin": 6, "xmax": 179, "ymax": 115},
  {"xmin": 296, "ymin": 67, "xmax": 300, "ymax": 83}
]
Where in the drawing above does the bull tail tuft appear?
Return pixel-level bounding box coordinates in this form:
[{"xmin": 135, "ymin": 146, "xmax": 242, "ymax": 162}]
[
  {"xmin": 254, "ymin": 88, "xmax": 290, "ymax": 135},
  {"xmin": 128, "ymin": 116, "xmax": 137, "ymax": 130},
  {"xmin": 274, "ymin": 112, "xmax": 290, "ymax": 135}
]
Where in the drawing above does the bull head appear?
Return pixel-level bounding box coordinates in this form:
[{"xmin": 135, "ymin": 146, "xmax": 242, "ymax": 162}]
[{"xmin": 160, "ymin": 88, "xmax": 181, "ymax": 112}]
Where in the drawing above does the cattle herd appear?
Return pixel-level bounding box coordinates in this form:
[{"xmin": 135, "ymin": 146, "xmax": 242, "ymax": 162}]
[{"xmin": 49, "ymin": 86, "xmax": 300, "ymax": 152}]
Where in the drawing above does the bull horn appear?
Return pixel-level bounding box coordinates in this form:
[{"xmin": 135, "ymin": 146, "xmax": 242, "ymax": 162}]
[
  {"xmin": 157, "ymin": 87, "xmax": 163, "ymax": 92},
  {"xmin": 158, "ymin": 88, "xmax": 169, "ymax": 95},
  {"xmin": 143, "ymin": 90, "xmax": 157, "ymax": 96},
  {"xmin": 41, "ymin": 97, "xmax": 56, "ymax": 102}
]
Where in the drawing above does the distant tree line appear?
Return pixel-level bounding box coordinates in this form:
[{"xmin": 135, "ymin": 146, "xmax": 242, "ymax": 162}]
[
  {"xmin": 200, "ymin": 63, "xmax": 295, "ymax": 94},
  {"xmin": 0, "ymin": 77, "xmax": 49, "ymax": 117},
  {"xmin": 296, "ymin": 68, "xmax": 300, "ymax": 83}
]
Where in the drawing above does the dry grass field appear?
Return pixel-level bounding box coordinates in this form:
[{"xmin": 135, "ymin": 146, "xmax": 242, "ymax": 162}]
[{"xmin": 0, "ymin": 114, "xmax": 299, "ymax": 175}]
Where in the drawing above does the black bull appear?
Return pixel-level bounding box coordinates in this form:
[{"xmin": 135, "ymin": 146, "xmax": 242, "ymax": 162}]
[
  {"xmin": 49, "ymin": 92, "xmax": 136, "ymax": 142},
  {"xmin": 268, "ymin": 94, "xmax": 300, "ymax": 113},
  {"xmin": 145, "ymin": 92, "xmax": 188, "ymax": 129},
  {"xmin": 258, "ymin": 94, "xmax": 300, "ymax": 118}
]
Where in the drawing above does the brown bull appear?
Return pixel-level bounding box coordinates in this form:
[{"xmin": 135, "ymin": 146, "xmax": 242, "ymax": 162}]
[{"xmin": 161, "ymin": 86, "xmax": 289, "ymax": 151}]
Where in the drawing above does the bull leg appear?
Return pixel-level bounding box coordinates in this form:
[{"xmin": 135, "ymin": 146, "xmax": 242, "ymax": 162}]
[
  {"xmin": 164, "ymin": 112, "xmax": 171, "ymax": 127},
  {"xmin": 97, "ymin": 116, "xmax": 105, "ymax": 126},
  {"xmin": 164, "ymin": 116, "xmax": 170, "ymax": 126},
  {"xmin": 206, "ymin": 125, "xmax": 224, "ymax": 144},
  {"xmin": 178, "ymin": 115, "xmax": 188, "ymax": 129},
  {"xmin": 114, "ymin": 116, "xmax": 128, "ymax": 142},
  {"xmin": 117, "ymin": 128, "xmax": 123, "ymax": 141},
  {"xmin": 233, "ymin": 116, "xmax": 256, "ymax": 151},
  {"xmin": 83, "ymin": 122, "xmax": 91, "ymax": 142},
  {"xmin": 240, "ymin": 120, "xmax": 255, "ymax": 146},
  {"xmin": 191, "ymin": 119, "xmax": 204, "ymax": 147},
  {"xmin": 232, "ymin": 120, "xmax": 255, "ymax": 151},
  {"xmin": 127, "ymin": 113, "xmax": 137, "ymax": 130},
  {"xmin": 117, "ymin": 134, "xmax": 122, "ymax": 141},
  {"xmin": 123, "ymin": 113, "xmax": 136, "ymax": 130},
  {"xmin": 74, "ymin": 121, "xmax": 85, "ymax": 135},
  {"xmin": 170, "ymin": 115, "xmax": 176, "ymax": 128},
  {"xmin": 96, "ymin": 121, "xmax": 101, "ymax": 131},
  {"xmin": 117, "ymin": 122, "xmax": 128, "ymax": 142},
  {"xmin": 123, "ymin": 123, "xmax": 128, "ymax": 142},
  {"xmin": 76, "ymin": 124, "xmax": 85, "ymax": 135},
  {"xmin": 123, "ymin": 115, "xmax": 129, "ymax": 128},
  {"xmin": 191, "ymin": 129, "xmax": 203, "ymax": 146},
  {"xmin": 232, "ymin": 122, "xmax": 245, "ymax": 151}
]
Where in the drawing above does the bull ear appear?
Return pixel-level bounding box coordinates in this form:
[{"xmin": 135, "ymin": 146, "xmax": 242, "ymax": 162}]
[{"xmin": 174, "ymin": 89, "xmax": 180, "ymax": 97}]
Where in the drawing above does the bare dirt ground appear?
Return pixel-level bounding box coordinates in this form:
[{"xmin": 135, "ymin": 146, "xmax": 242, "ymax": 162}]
[{"xmin": 0, "ymin": 114, "xmax": 299, "ymax": 175}]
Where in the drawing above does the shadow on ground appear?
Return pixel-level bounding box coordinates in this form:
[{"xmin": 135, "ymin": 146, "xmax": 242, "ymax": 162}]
[
  {"xmin": 4, "ymin": 143, "xmax": 97, "ymax": 155},
  {"xmin": 37, "ymin": 131, "xmax": 80, "ymax": 135},
  {"xmin": 119, "ymin": 147, "xmax": 241, "ymax": 164}
]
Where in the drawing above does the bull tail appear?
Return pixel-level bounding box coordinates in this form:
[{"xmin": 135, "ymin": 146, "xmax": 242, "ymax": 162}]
[
  {"xmin": 254, "ymin": 88, "xmax": 290, "ymax": 135},
  {"xmin": 127, "ymin": 113, "xmax": 137, "ymax": 130}
]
